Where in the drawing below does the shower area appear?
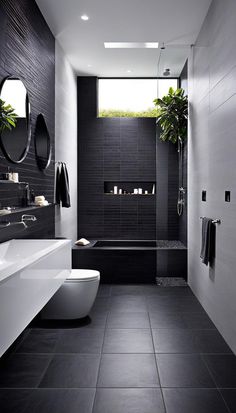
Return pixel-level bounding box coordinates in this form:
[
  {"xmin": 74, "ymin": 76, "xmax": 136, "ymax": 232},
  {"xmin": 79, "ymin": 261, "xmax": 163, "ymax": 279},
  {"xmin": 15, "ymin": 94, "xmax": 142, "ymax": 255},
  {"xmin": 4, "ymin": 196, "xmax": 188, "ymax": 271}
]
[{"xmin": 74, "ymin": 63, "xmax": 188, "ymax": 283}]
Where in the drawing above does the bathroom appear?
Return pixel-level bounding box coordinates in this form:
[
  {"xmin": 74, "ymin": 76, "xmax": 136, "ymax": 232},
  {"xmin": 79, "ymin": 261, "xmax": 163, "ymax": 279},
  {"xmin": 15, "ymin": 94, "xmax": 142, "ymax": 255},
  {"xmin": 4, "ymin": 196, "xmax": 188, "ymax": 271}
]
[{"xmin": 0, "ymin": 0, "xmax": 236, "ymax": 412}]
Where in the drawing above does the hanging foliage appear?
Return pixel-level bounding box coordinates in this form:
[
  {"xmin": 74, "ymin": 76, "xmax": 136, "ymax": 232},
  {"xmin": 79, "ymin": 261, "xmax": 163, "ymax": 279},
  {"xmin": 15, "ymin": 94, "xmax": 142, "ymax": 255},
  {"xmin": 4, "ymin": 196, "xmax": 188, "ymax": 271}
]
[{"xmin": 154, "ymin": 87, "xmax": 188, "ymax": 144}]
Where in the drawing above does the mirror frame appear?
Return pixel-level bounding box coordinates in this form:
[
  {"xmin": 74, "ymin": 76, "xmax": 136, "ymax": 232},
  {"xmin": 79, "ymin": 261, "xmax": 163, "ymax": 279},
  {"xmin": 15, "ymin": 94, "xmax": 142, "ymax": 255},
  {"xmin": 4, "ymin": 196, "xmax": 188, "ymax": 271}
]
[
  {"xmin": 34, "ymin": 113, "xmax": 52, "ymax": 171},
  {"xmin": 0, "ymin": 75, "xmax": 31, "ymax": 164}
]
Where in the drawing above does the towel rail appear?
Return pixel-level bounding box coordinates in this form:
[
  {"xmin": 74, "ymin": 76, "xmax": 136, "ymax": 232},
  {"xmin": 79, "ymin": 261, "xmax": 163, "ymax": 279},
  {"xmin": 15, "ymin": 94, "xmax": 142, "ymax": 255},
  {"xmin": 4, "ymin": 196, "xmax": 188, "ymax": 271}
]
[{"xmin": 200, "ymin": 217, "xmax": 221, "ymax": 224}]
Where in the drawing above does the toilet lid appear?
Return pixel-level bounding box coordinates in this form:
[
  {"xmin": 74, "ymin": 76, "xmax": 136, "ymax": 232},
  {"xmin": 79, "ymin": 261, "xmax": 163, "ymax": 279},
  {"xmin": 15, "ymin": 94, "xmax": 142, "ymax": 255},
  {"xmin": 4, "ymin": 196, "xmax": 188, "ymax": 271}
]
[{"xmin": 67, "ymin": 269, "xmax": 100, "ymax": 281}]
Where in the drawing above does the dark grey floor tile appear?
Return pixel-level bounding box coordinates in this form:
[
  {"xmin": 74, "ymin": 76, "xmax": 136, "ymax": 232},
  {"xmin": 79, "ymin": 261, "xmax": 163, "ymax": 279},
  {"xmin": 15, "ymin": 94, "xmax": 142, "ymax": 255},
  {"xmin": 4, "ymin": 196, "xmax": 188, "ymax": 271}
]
[
  {"xmin": 163, "ymin": 388, "xmax": 229, "ymax": 413},
  {"xmin": 178, "ymin": 297, "xmax": 205, "ymax": 312},
  {"xmin": 5, "ymin": 329, "xmax": 31, "ymax": 355},
  {"xmin": 39, "ymin": 354, "xmax": 100, "ymax": 388},
  {"xmin": 150, "ymin": 312, "xmax": 185, "ymax": 329},
  {"xmin": 87, "ymin": 311, "xmax": 108, "ymax": 328},
  {"xmin": 147, "ymin": 297, "xmax": 180, "ymax": 312},
  {"xmin": 55, "ymin": 328, "xmax": 104, "ymax": 353},
  {"xmin": 107, "ymin": 311, "xmax": 150, "ymax": 328},
  {"xmin": 150, "ymin": 312, "xmax": 215, "ymax": 330},
  {"xmin": 0, "ymin": 389, "xmax": 32, "ymax": 413},
  {"xmin": 203, "ymin": 355, "xmax": 236, "ymax": 387},
  {"xmin": 147, "ymin": 296, "xmax": 204, "ymax": 313},
  {"xmin": 148, "ymin": 286, "xmax": 192, "ymax": 296},
  {"xmin": 103, "ymin": 329, "xmax": 154, "ymax": 353},
  {"xmin": 153, "ymin": 329, "xmax": 197, "ymax": 353},
  {"xmin": 146, "ymin": 287, "xmax": 194, "ymax": 297},
  {"xmin": 93, "ymin": 388, "xmax": 165, "ymax": 413},
  {"xmin": 195, "ymin": 330, "xmax": 232, "ymax": 354},
  {"xmin": 182, "ymin": 313, "xmax": 216, "ymax": 329},
  {"xmin": 0, "ymin": 354, "xmax": 51, "ymax": 388},
  {"xmin": 111, "ymin": 285, "xmax": 147, "ymax": 296},
  {"xmin": 110, "ymin": 296, "xmax": 147, "ymax": 312},
  {"xmin": 156, "ymin": 354, "xmax": 216, "ymax": 388},
  {"xmin": 26, "ymin": 388, "xmax": 95, "ymax": 413},
  {"xmin": 91, "ymin": 298, "xmax": 110, "ymax": 311},
  {"xmin": 97, "ymin": 285, "xmax": 112, "ymax": 297},
  {"xmin": 221, "ymin": 389, "xmax": 236, "ymax": 413},
  {"xmin": 16, "ymin": 329, "xmax": 60, "ymax": 353},
  {"xmin": 97, "ymin": 354, "xmax": 159, "ymax": 387}
]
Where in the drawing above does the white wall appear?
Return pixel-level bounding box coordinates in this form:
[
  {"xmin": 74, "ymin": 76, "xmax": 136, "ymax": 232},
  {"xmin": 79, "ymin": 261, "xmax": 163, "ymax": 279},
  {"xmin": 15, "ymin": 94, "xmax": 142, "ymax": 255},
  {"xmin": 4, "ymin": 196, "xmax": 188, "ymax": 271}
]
[
  {"xmin": 188, "ymin": 0, "xmax": 236, "ymax": 353},
  {"xmin": 55, "ymin": 41, "xmax": 77, "ymax": 242}
]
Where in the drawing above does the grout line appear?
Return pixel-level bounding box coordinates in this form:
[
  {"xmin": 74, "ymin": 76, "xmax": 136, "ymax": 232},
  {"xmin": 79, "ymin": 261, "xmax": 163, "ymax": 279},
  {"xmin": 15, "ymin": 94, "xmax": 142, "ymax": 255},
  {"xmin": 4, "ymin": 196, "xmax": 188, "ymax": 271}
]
[
  {"xmin": 91, "ymin": 299, "xmax": 110, "ymax": 413},
  {"xmin": 201, "ymin": 354, "xmax": 232, "ymax": 413},
  {"xmin": 35, "ymin": 353, "xmax": 54, "ymax": 389},
  {"xmin": 147, "ymin": 310, "xmax": 167, "ymax": 413}
]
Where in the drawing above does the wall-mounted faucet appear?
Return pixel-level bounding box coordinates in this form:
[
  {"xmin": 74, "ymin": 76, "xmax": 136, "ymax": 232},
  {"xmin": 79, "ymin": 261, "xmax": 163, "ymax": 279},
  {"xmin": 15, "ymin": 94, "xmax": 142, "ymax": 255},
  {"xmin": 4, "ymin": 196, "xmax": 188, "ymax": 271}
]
[
  {"xmin": 0, "ymin": 214, "xmax": 37, "ymax": 229},
  {"xmin": 21, "ymin": 214, "xmax": 37, "ymax": 223}
]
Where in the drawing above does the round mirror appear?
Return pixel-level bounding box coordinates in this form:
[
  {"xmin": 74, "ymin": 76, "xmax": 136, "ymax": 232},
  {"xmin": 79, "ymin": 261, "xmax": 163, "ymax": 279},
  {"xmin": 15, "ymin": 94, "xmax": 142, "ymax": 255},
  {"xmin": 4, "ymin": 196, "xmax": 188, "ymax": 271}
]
[
  {"xmin": 0, "ymin": 76, "xmax": 31, "ymax": 163},
  {"xmin": 35, "ymin": 113, "xmax": 51, "ymax": 170}
]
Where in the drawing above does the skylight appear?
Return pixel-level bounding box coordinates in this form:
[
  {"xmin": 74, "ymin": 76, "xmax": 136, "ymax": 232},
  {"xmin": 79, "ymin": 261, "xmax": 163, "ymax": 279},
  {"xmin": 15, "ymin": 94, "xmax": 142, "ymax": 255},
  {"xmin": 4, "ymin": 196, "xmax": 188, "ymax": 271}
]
[{"xmin": 104, "ymin": 42, "xmax": 159, "ymax": 49}]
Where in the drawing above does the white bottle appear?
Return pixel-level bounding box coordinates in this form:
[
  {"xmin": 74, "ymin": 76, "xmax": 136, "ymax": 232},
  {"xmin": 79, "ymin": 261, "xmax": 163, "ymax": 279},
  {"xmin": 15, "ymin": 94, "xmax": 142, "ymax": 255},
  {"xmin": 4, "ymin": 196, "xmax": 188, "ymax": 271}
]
[{"xmin": 114, "ymin": 186, "xmax": 118, "ymax": 195}]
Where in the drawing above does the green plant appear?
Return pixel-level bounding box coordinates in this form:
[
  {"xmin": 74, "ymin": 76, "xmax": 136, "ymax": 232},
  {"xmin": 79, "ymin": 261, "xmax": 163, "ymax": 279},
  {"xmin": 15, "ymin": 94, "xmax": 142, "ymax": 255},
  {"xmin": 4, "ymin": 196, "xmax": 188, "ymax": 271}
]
[
  {"xmin": 99, "ymin": 107, "xmax": 157, "ymax": 118},
  {"xmin": 154, "ymin": 87, "xmax": 188, "ymax": 144},
  {"xmin": 0, "ymin": 98, "xmax": 18, "ymax": 134}
]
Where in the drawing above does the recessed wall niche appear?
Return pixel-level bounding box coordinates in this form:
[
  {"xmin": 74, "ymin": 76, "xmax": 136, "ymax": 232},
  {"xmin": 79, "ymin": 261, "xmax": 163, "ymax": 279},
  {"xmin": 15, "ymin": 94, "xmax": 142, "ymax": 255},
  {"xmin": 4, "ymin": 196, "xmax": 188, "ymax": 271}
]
[{"xmin": 104, "ymin": 181, "xmax": 156, "ymax": 196}]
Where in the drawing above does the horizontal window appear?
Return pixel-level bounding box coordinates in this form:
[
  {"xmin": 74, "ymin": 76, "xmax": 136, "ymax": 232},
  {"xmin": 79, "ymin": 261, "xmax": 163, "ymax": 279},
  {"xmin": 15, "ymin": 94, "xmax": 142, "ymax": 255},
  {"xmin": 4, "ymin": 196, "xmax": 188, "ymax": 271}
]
[{"xmin": 98, "ymin": 78, "xmax": 178, "ymax": 118}]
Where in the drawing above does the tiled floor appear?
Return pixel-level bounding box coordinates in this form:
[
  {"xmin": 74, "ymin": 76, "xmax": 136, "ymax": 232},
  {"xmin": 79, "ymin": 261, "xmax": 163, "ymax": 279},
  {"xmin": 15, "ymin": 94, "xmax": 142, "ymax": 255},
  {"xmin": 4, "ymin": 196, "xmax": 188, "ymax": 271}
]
[{"xmin": 0, "ymin": 284, "xmax": 235, "ymax": 413}]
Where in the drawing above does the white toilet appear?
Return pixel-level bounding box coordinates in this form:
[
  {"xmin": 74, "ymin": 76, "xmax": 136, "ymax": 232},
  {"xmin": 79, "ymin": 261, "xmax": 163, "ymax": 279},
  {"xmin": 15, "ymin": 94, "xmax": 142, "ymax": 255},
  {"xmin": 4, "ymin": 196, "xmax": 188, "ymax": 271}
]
[{"xmin": 41, "ymin": 269, "xmax": 100, "ymax": 319}]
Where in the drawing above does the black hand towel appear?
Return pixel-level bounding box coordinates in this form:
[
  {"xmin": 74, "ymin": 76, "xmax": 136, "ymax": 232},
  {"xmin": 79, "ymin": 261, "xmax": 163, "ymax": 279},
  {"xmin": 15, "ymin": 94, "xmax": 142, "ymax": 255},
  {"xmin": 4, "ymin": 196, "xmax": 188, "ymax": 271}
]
[
  {"xmin": 55, "ymin": 162, "xmax": 71, "ymax": 208},
  {"xmin": 55, "ymin": 162, "xmax": 61, "ymax": 205},
  {"xmin": 200, "ymin": 217, "xmax": 215, "ymax": 266},
  {"xmin": 60, "ymin": 163, "xmax": 71, "ymax": 208}
]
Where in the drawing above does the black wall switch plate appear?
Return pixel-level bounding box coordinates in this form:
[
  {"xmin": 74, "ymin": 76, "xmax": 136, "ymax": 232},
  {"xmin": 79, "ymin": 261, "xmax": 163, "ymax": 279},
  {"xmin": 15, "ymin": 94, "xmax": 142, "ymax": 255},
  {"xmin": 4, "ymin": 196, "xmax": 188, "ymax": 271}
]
[
  {"xmin": 202, "ymin": 190, "xmax": 206, "ymax": 202},
  {"xmin": 225, "ymin": 191, "xmax": 231, "ymax": 202}
]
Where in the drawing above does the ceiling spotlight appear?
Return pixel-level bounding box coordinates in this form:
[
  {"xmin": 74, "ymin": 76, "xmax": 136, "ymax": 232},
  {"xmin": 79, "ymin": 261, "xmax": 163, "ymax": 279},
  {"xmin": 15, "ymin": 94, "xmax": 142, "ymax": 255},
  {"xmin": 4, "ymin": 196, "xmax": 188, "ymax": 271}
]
[
  {"xmin": 81, "ymin": 14, "xmax": 89, "ymax": 21},
  {"xmin": 163, "ymin": 68, "xmax": 170, "ymax": 76},
  {"xmin": 126, "ymin": 70, "xmax": 132, "ymax": 73}
]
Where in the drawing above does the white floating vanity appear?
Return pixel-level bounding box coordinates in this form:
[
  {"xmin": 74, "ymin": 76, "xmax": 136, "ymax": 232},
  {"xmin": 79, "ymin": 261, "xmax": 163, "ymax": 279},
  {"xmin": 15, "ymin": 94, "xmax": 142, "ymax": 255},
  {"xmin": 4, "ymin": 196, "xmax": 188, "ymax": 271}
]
[{"xmin": 0, "ymin": 239, "xmax": 71, "ymax": 356}]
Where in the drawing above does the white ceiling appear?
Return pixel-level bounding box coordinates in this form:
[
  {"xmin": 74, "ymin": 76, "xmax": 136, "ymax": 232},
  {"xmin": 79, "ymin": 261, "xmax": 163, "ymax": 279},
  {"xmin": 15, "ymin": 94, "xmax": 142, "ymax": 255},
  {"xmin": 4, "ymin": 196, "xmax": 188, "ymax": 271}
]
[{"xmin": 36, "ymin": 0, "xmax": 211, "ymax": 77}]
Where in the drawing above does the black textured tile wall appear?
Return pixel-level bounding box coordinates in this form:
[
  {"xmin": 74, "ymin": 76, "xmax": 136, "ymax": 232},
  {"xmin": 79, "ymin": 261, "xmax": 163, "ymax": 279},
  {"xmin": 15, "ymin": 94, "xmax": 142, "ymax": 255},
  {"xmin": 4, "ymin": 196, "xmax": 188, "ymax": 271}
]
[
  {"xmin": 78, "ymin": 77, "xmax": 180, "ymax": 241},
  {"xmin": 0, "ymin": 0, "xmax": 55, "ymax": 240},
  {"xmin": 78, "ymin": 77, "xmax": 157, "ymax": 240}
]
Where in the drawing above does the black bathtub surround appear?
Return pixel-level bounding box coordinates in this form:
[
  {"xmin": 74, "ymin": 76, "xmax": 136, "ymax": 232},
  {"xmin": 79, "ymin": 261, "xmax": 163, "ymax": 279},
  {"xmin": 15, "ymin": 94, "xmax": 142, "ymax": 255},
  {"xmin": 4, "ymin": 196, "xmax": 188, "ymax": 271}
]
[
  {"xmin": 73, "ymin": 240, "xmax": 187, "ymax": 283},
  {"xmin": 0, "ymin": 0, "xmax": 55, "ymax": 241}
]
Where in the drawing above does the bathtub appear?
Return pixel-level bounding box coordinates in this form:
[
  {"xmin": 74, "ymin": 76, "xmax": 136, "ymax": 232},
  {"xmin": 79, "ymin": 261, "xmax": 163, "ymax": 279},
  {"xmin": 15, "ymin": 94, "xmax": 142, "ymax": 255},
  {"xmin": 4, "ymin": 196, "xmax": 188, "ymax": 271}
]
[
  {"xmin": 72, "ymin": 240, "xmax": 187, "ymax": 283},
  {"xmin": 0, "ymin": 239, "xmax": 71, "ymax": 355}
]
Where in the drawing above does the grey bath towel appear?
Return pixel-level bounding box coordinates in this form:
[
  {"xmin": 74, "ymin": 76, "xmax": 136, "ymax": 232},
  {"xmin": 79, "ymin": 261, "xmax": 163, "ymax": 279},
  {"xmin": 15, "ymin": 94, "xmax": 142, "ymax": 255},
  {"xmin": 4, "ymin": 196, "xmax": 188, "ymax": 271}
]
[{"xmin": 200, "ymin": 217, "xmax": 215, "ymax": 266}]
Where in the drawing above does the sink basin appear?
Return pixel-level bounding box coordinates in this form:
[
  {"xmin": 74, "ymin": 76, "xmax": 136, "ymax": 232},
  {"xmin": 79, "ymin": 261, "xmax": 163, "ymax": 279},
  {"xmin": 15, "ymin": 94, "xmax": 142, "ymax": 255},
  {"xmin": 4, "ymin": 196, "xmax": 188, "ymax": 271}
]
[
  {"xmin": 0, "ymin": 239, "xmax": 71, "ymax": 356},
  {"xmin": 0, "ymin": 239, "xmax": 70, "ymax": 282}
]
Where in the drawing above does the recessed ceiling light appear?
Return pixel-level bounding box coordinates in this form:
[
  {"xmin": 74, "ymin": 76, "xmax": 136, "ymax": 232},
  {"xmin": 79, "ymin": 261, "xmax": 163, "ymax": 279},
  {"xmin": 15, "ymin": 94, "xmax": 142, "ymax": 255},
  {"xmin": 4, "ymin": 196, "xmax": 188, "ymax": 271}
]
[
  {"xmin": 104, "ymin": 42, "xmax": 158, "ymax": 49},
  {"xmin": 126, "ymin": 70, "xmax": 132, "ymax": 73},
  {"xmin": 81, "ymin": 14, "xmax": 89, "ymax": 21},
  {"xmin": 87, "ymin": 64, "xmax": 92, "ymax": 67}
]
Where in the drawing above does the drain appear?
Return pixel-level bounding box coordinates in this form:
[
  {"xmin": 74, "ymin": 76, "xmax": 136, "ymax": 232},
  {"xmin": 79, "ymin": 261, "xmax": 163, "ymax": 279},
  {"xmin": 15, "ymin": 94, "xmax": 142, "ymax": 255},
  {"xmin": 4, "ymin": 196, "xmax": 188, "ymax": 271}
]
[{"xmin": 156, "ymin": 277, "xmax": 187, "ymax": 287}]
